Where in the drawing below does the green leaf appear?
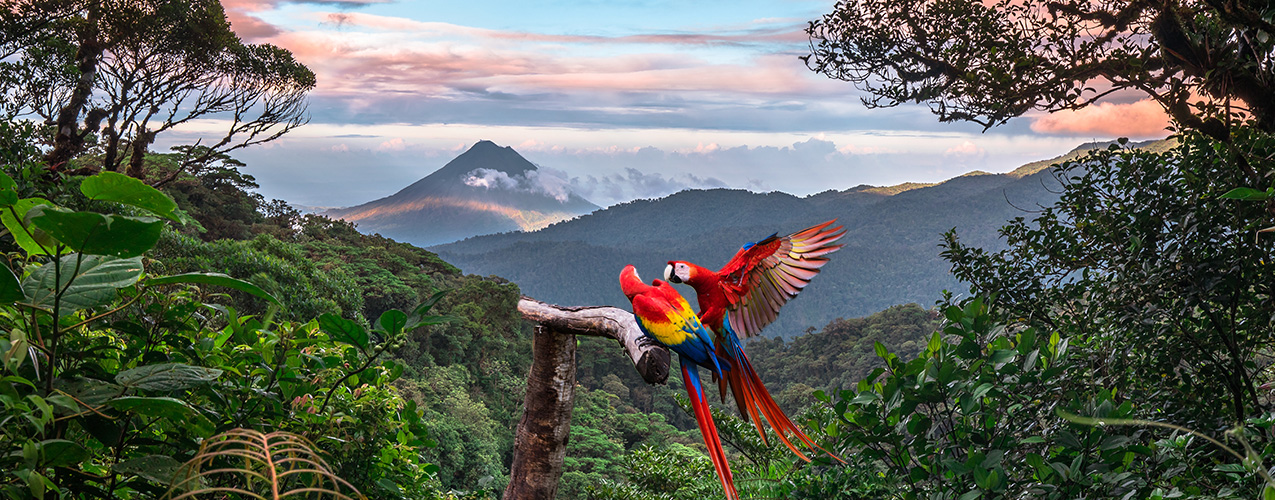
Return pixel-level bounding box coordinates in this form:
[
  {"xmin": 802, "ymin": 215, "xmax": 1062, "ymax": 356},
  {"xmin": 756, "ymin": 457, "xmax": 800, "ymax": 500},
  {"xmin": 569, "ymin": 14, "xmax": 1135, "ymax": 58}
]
[
  {"xmin": 107, "ymin": 396, "xmax": 195, "ymax": 420},
  {"xmin": 0, "ymin": 189, "xmax": 16, "ymax": 208},
  {"xmin": 377, "ymin": 309, "xmax": 407, "ymax": 336},
  {"xmin": 112, "ymin": 455, "xmax": 195, "ymax": 487},
  {"xmin": 406, "ymin": 290, "xmax": 453, "ymax": 330},
  {"xmin": 0, "ymin": 264, "xmax": 22, "ymax": 303},
  {"xmin": 52, "ymin": 377, "xmax": 123, "ymax": 411},
  {"xmin": 1219, "ymin": 187, "xmax": 1272, "ymax": 201},
  {"xmin": 319, "ymin": 313, "xmax": 368, "ymax": 349},
  {"xmin": 147, "ymin": 272, "xmax": 281, "ymax": 307},
  {"xmin": 22, "ymin": 255, "xmax": 144, "ymax": 315},
  {"xmin": 0, "ymin": 171, "xmax": 15, "ymax": 191},
  {"xmin": 38, "ymin": 439, "xmax": 88, "ymax": 467},
  {"xmin": 115, "ymin": 363, "xmax": 222, "ymax": 391},
  {"xmin": 988, "ymin": 349, "xmax": 1016, "ymax": 366},
  {"xmin": 1263, "ymin": 484, "xmax": 1275, "ymax": 500},
  {"xmin": 30, "ymin": 209, "xmax": 162, "ymax": 257},
  {"xmin": 849, "ymin": 391, "xmax": 881, "ymax": 405},
  {"xmin": 874, "ymin": 341, "xmax": 888, "ymax": 359},
  {"xmin": 1, "ymin": 198, "xmax": 58, "ymax": 256},
  {"xmin": 80, "ymin": 171, "xmax": 179, "ymax": 221}
]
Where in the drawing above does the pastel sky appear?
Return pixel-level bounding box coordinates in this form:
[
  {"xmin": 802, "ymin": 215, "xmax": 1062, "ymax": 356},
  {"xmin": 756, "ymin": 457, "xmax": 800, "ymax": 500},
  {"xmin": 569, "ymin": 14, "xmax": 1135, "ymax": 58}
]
[{"xmin": 182, "ymin": 0, "xmax": 1173, "ymax": 208}]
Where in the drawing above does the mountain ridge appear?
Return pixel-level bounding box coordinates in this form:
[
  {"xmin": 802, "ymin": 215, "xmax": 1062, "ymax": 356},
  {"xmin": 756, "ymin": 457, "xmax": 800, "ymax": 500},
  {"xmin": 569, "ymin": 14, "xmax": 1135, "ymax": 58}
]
[
  {"xmin": 325, "ymin": 140, "xmax": 598, "ymax": 246},
  {"xmin": 432, "ymin": 138, "xmax": 1172, "ymax": 339}
]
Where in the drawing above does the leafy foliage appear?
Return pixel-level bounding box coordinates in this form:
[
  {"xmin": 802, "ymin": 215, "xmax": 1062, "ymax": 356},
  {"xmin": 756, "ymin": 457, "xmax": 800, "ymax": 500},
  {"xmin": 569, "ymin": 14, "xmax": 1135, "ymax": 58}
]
[
  {"xmin": 943, "ymin": 132, "xmax": 1275, "ymax": 426},
  {"xmin": 0, "ymin": 170, "xmax": 445, "ymax": 499},
  {"xmin": 805, "ymin": 0, "xmax": 1275, "ymax": 138}
]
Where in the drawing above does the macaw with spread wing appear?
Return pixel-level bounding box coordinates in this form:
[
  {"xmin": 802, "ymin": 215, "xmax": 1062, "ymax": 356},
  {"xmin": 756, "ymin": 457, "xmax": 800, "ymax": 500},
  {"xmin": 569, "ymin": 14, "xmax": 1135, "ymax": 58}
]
[
  {"xmin": 664, "ymin": 220, "xmax": 846, "ymax": 462},
  {"xmin": 619, "ymin": 265, "xmax": 739, "ymax": 500}
]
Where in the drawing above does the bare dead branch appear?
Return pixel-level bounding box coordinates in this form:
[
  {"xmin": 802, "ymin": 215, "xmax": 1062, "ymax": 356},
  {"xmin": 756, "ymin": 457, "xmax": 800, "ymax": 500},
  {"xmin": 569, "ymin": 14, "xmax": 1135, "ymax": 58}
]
[{"xmin": 517, "ymin": 296, "xmax": 670, "ymax": 384}]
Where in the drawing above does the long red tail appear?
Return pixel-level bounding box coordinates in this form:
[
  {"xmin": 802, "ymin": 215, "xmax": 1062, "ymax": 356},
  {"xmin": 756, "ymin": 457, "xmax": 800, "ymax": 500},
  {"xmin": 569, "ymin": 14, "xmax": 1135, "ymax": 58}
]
[
  {"xmin": 683, "ymin": 362, "xmax": 739, "ymax": 500},
  {"xmin": 724, "ymin": 336, "xmax": 845, "ymax": 464}
]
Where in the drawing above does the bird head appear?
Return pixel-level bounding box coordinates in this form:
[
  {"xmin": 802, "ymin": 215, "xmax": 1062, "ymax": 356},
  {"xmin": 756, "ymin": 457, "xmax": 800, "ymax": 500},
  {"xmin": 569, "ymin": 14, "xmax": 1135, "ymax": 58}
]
[
  {"xmin": 665, "ymin": 261, "xmax": 693, "ymax": 284},
  {"xmin": 619, "ymin": 265, "xmax": 645, "ymax": 299}
]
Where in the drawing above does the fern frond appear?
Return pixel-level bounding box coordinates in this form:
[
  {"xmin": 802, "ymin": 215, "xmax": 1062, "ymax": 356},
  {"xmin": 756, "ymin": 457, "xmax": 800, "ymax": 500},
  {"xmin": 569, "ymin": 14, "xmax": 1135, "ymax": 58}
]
[{"xmin": 164, "ymin": 429, "xmax": 366, "ymax": 500}]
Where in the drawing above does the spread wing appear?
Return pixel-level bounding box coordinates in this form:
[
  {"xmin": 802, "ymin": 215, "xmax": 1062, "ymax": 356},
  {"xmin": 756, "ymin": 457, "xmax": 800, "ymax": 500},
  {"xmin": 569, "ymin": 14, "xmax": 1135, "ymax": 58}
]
[{"xmin": 717, "ymin": 220, "xmax": 845, "ymax": 338}]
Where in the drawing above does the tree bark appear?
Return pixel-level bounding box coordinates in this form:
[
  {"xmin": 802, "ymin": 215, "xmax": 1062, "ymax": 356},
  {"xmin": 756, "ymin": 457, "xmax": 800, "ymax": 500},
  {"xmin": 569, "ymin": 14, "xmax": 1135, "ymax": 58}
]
[
  {"xmin": 503, "ymin": 325, "xmax": 576, "ymax": 500},
  {"xmin": 46, "ymin": 5, "xmax": 103, "ymax": 171},
  {"xmin": 503, "ymin": 297, "xmax": 669, "ymax": 500}
]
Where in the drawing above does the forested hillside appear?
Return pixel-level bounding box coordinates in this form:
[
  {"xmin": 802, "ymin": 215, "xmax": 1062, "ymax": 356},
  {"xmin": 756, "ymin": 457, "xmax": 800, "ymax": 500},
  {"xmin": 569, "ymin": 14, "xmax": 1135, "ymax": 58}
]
[
  {"xmin": 6, "ymin": 1, "xmax": 1275, "ymax": 499},
  {"xmin": 433, "ymin": 144, "xmax": 1112, "ymax": 339}
]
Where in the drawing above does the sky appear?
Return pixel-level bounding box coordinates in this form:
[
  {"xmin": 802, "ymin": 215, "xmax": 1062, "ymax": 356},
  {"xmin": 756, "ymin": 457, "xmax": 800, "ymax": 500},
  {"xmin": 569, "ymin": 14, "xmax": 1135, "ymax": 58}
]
[{"xmin": 184, "ymin": 0, "xmax": 1174, "ymax": 209}]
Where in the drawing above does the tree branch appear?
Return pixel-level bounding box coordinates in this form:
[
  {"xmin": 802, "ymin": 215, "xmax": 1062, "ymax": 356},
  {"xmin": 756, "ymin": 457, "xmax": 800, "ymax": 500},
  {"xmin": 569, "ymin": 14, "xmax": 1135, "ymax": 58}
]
[
  {"xmin": 516, "ymin": 296, "xmax": 670, "ymax": 384},
  {"xmin": 504, "ymin": 296, "xmax": 671, "ymax": 500}
]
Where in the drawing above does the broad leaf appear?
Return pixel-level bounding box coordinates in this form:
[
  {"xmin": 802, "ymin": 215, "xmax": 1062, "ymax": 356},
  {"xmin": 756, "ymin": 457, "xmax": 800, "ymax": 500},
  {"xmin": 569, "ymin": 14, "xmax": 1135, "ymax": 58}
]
[
  {"xmin": 30, "ymin": 209, "xmax": 162, "ymax": 257},
  {"xmin": 115, "ymin": 363, "xmax": 222, "ymax": 391},
  {"xmin": 53, "ymin": 377, "xmax": 123, "ymax": 411},
  {"xmin": 319, "ymin": 313, "xmax": 368, "ymax": 349},
  {"xmin": 107, "ymin": 396, "xmax": 195, "ymax": 420},
  {"xmin": 0, "ymin": 264, "xmax": 21, "ymax": 302},
  {"xmin": 1, "ymin": 198, "xmax": 58, "ymax": 256},
  {"xmin": 80, "ymin": 171, "xmax": 180, "ymax": 221},
  {"xmin": 112, "ymin": 455, "xmax": 196, "ymax": 488},
  {"xmin": 38, "ymin": 439, "xmax": 88, "ymax": 467},
  {"xmin": 22, "ymin": 255, "xmax": 144, "ymax": 314},
  {"xmin": 147, "ymin": 272, "xmax": 281, "ymax": 307},
  {"xmin": 0, "ymin": 172, "xmax": 16, "ymax": 208},
  {"xmin": 377, "ymin": 309, "xmax": 407, "ymax": 336}
]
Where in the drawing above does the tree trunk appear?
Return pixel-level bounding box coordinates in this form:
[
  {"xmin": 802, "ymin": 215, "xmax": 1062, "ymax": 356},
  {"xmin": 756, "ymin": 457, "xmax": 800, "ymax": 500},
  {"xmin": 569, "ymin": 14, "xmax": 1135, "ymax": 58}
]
[
  {"xmin": 503, "ymin": 297, "xmax": 669, "ymax": 499},
  {"xmin": 45, "ymin": 10, "xmax": 103, "ymax": 171},
  {"xmin": 503, "ymin": 325, "xmax": 576, "ymax": 500}
]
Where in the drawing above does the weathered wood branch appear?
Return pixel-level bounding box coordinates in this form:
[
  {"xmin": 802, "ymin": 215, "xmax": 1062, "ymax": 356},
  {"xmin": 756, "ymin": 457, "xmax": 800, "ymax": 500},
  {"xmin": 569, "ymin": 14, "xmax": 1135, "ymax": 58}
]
[
  {"xmin": 504, "ymin": 296, "xmax": 670, "ymax": 500},
  {"xmin": 503, "ymin": 325, "xmax": 576, "ymax": 500},
  {"xmin": 516, "ymin": 296, "xmax": 670, "ymax": 384}
]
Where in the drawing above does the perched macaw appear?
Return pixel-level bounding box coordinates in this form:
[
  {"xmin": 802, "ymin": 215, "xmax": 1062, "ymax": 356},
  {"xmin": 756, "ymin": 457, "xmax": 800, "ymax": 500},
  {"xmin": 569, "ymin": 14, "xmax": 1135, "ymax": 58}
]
[
  {"xmin": 619, "ymin": 265, "xmax": 738, "ymax": 500},
  {"xmin": 664, "ymin": 220, "xmax": 846, "ymax": 462}
]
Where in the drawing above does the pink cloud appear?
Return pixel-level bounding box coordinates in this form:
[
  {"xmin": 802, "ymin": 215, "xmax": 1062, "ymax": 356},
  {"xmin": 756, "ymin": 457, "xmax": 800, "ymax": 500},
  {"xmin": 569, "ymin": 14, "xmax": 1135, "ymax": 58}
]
[
  {"xmin": 268, "ymin": 29, "xmax": 816, "ymax": 99},
  {"xmin": 1030, "ymin": 99, "xmax": 1171, "ymax": 137},
  {"xmin": 943, "ymin": 141, "xmax": 986, "ymax": 162},
  {"xmin": 378, "ymin": 137, "xmax": 405, "ymax": 151},
  {"xmin": 316, "ymin": 11, "xmax": 805, "ymax": 47}
]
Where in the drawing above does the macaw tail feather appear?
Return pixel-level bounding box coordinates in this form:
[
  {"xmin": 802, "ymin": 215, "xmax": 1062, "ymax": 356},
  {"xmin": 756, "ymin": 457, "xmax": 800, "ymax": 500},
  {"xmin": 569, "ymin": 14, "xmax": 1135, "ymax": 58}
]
[
  {"xmin": 682, "ymin": 361, "xmax": 739, "ymax": 500},
  {"xmin": 722, "ymin": 332, "xmax": 845, "ymax": 464}
]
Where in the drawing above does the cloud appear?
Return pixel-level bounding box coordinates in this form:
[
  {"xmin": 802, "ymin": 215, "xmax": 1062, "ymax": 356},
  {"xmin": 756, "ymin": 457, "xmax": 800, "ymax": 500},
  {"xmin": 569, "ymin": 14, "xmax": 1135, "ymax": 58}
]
[
  {"xmin": 462, "ymin": 167, "xmax": 574, "ymax": 202},
  {"xmin": 378, "ymin": 137, "xmax": 405, "ymax": 151},
  {"xmin": 1030, "ymin": 99, "xmax": 1171, "ymax": 138},
  {"xmin": 943, "ymin": 140, "xmax": 986, "ymax": 161},
  {"xmin": 463, "ymin": 168, "xmax": 520, "ymax": 190},
  {"xmin": 569, "ymin": 168, "xmax": 729, "ymax": 202}
]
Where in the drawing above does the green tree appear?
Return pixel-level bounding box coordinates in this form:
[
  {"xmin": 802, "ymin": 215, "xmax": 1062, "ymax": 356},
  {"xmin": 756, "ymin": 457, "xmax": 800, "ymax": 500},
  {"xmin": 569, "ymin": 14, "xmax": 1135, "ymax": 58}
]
[
  {"xmin": 0, "ymin": 0, "xmax": 313, "ymax": 178},
  {"xmin": 805, "ymin": 0, "xmax": 1275, "ymax": 140}
]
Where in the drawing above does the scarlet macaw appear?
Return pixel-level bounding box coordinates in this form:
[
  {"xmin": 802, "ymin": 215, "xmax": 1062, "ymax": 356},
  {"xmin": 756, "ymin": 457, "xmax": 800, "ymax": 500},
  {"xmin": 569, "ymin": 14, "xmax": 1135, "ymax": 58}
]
[
  {"xmin": 619, "ymin": 265, "xmax": 739, "ymax": 500},
  {"xmin": 664, "ymin": 220, "xmax": 846, "ymax": 462}
]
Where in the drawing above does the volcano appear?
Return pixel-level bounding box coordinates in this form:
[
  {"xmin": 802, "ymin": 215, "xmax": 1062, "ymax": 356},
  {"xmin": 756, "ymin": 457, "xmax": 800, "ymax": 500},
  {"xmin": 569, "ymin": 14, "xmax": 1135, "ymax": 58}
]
[{"xmin": 325, "ymin": 140, "xmax": 598, "ymax": 246}]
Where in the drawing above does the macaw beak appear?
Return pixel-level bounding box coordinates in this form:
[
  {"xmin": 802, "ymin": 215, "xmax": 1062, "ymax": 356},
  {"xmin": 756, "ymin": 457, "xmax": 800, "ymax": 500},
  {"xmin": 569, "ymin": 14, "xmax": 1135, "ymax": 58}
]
[{"xmin": 665, "ymin": 264, "xmax": 681, "ymax": 283}]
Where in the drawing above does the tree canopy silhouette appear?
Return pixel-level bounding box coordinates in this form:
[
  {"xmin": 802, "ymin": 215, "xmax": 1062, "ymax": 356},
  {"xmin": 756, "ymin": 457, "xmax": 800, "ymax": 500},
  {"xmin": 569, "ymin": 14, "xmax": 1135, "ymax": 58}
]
[
  {"xmin": 804, "ymin": 0, "xmax": 1275, "ymax": 140},
  {"xmin": 0, "ymin": 0, "xmax": 314, "ymax": 180}
]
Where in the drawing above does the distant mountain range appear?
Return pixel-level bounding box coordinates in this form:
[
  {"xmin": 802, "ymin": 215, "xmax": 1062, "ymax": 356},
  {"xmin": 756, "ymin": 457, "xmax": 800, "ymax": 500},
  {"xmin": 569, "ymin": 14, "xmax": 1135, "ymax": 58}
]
[
  {"xmin": 325, "ymin": 140, "xmax": 598, "ymax": 247},
  {"xmin": 430, "ymin": 139, "xmax": 1172, "ymax": 339}
]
